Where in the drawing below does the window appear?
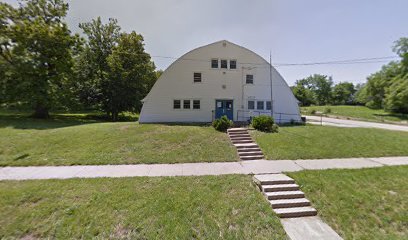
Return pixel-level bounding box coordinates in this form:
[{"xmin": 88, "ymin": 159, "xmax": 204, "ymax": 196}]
[
  {"xmin": 193, "ymin": 72, "xmax": 201, "ymax": 83},
  {"xmin": 193, "ymin": 100, "xmax": 200, "ymax": 109},
  {"xmin": 248, "ymin": 100, "xmax": 255, "ymax": 110},
  {"xmin": 266, "ymin": 101, "xmax": 272, "ymax": 110},
  {"xmin": 221, "ymin": 59, "xmax": 228, "ymax": 69},
  {"xmin": 257, "ymin": 101, "xmax": 264, "ymax": 110},
  {"xmin": 211, "ymin": 59, "xmax": 218, "ymax": 68},
  {"xmin": 246, "ymin": 74, "xmax": 254, "ymax": 84},
  {"xmin": 173, "ymin": 100, "xmax": 181, "ymax": 109},
  {"xmin": 183, "ymin": 100, "xmax": 190, "ymax": 109},
  {"xmin": 230, "ymin": 60, "xmax": 237, "ymax": 69}
]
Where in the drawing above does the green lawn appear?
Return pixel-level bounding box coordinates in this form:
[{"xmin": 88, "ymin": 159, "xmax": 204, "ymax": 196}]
[
  {"xmin": 0, "ymin": 112, "xmax": 238, "ymax": 166},
  {"xmin": 0, "ymin": 175, "xmax": 286, "ymax": 239},
  {"xmin": 252, "ymin": 125, "xmax": 408, "ymax": 160},
  {"xmin": 289, "ymin": 166, "xmax": 408, "ymax": 239},
  {"xmin": 301, "ymin": 105, "xmax": 408, "ymax": 124}
]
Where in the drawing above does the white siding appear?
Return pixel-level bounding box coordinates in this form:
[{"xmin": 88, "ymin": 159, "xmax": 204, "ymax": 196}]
[{"xmin": 139, "ymin": 40, "xmax": 301, "ymax": 123}]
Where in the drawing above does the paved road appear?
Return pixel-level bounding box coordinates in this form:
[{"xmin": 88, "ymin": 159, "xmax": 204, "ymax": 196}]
[
  {"xmin": 306, "ymin": 115, "xmax": 408, "ymax": 132},
  {"xmin": 0, "ymin": 156, "xmax": 407, "ymax": 180}
]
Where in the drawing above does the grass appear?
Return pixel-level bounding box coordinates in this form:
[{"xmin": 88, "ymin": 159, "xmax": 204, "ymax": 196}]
[
  {"xmin": 251, "ymin": 125, "xmax": 408, "ymax": 160},
  {"xmin": 301, "ymin": 105, "xmax": 408, "ymax": 124},
  {"xmin": 0, "ymin": 175, "xmax": 286, "ymax": 239},
  {"xmin": 0, "ymin": 111, "xmax": 238, "ymax": 166},
  {"xmin": 289, "ymin": 166, "xmax": 408, "ymax": 239}
]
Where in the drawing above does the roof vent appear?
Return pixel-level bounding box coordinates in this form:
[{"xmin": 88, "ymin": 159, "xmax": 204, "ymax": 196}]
[{"xmin": 222, "ymin": 41, "xmax": 227, "ymax": 47}]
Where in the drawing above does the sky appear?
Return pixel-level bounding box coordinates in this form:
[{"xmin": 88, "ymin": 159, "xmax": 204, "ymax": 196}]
[{"xmin": 4, "ymin": 0, "xmax": 408, "ymax": 85}]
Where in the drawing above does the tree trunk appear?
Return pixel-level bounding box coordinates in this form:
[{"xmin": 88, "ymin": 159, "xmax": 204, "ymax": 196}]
[{"xmin": 32, "ymin": 104, "xmax": 50, "ymax": 119}]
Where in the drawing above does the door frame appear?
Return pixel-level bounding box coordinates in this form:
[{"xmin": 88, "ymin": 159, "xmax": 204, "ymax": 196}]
[{"xmin": 215, "ymin": 99, "xmax": 234, "ymax": 120}]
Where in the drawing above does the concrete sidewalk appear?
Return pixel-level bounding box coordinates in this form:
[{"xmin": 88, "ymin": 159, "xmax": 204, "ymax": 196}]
[
  {"xmin": 306, "ymin": 115, "xmax": 408, "ymax": 132},
  {"xmin": 1, "ymin": 156, "xmax": 407, "ymax": 180}
]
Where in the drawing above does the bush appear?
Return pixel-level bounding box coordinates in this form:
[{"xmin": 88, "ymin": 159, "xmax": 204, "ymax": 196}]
[
  {"xmin": 251, "ymin": 115, "xmax": 278, "ymax": 132},
  {"xmin": 310, "ymin": 109, "xmax": 316, "ymax": 115},
  {"xmin": 324, "ymin": 107, "xmax": 331, "ymax": 114},
  {"xmin": 212, "ymin": 115, "xmax": 233, "ymax": 132}
]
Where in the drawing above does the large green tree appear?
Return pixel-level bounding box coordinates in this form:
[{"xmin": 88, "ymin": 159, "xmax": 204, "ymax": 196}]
[
  {"xmin": 332, "ymin": 82, "xmax": 356, "ymax": 105},
  {"xmin": 0, "ymin": 0, "xmax": 81, "ymax": 118},
  {"xmin": 76, "ymin": 17, "xmax": 157, "ymax": 121},
  {"xmin": 292, "ymin": 74, "xmax": 333, "ymax": 106}
]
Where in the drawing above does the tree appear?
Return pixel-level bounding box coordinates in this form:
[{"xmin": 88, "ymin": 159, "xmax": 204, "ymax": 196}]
[
  {"xmin": 0, "ymin": 0, "xmax": 81, "ymax": 118},
  {"xmin": 292, "ymin": 74, "xmax": 333, "ymax": 106},
  {"xmin": 105, "ymin": 32, "xmax": 156, "ymax": 121},
  {"xmin": 332, "ymin": 82, "xmax": 356, "ymax": 105},
  {"xmin": 76, "ymin": 17, "xmax": 157, "ymax": 121},
  {"xmin": 384, "ymin": 74, "xmax": 408, "ymax": 113}
]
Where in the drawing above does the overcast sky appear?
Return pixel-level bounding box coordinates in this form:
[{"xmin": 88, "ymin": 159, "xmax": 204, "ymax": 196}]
[{"xmin": 5, "ymin": 0, "xmax": 408, "ymax": 85}]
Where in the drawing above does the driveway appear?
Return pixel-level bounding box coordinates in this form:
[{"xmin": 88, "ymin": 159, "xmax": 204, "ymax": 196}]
[{"xmin": 305, "ymin": 115, "xmax": 408, "ymax": 132}]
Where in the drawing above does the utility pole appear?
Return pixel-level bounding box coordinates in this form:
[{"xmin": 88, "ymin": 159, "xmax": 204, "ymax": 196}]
[{"xmin": 269, "ymin": 51, "xmax": 274, "ymax": 117}]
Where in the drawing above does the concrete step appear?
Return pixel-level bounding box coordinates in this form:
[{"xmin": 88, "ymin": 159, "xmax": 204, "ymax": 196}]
[
  {"xmin": 262, "ymin": 184, "xmax": 299, "ymax": 192},
  {"xmin": 238, "ymin": 151, "xmax": 263, "ymax": 156},
  {"xmin": 237, "ymin": 148, "xmax": 261, "ymax": 153},
  {"xmin": 234, "ymin": 143, "xmax": 259, "ymax": 148},
  {"xmin": 230, "ymin": 137, "xmax": 253, "ymax": 141},
  {"xmin": 254, "ymin": 174, "xmax": 295, "ymax": 185},
  {"xmin": 270, "ymin": 198, "xmax": 311, "ymax": 209},
  {"xmin": 227, "ymin": 128, "xmax": 247, "ymax": 133},
  {"xmin": 228, "ymin": 131, "xmax": 249, "ymax": 135},
  {"xmin": 264, "ymin": 191, "xmax": 305, "ymax": 200},
  {"xmin": 229, "ymin": 134, "xmax": 251, "ymax": 139},
  {"xmin": 240, "ymin": 155, "xmax": 264, "ymax": 160},
  {"xmin": 273, "ymin": 207, "xmax": 317, "ymax": 218},
  {"xmin": 231, "ymin": 140, "xmax": 254, "ymax": 144}
]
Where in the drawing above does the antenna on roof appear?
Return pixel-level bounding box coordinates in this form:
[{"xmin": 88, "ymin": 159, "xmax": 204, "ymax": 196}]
[{"xmin": 269, "ymin": 51, "xmax": 274, "ymax": 117}]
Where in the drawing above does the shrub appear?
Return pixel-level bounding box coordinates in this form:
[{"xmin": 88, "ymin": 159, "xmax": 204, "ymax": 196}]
[
  {"xmin": 212, "ymin": 115, "xmax": 233, "ymax": 132},
  {"xmin": 251, "ymin": 115, "xmax": 278, "ymax": 132},
  {"xmin": 310, "ymin": 109, "xmax": 316, "ymax": 115},
  {"xmin": 324, "ymin": 107, "xmax": 332, "ymax": 114}
]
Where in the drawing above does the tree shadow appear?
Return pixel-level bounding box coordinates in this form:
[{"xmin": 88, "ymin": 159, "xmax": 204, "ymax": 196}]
[
  {"xmin": 373, "ymin": 113, "xmax": 408, "ymax": 121},
  {"xmin": 0, "ymin": 112, "xmax": 139, "ymax": 130}
]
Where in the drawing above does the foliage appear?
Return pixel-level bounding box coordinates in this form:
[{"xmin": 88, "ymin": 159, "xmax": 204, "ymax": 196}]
[
  {"xmin": 0, "ymin": 0, "xmax": 81, "ymax": 118},
  {"xmin": 76, "ymin": 18, "xmax": 157, "ymax": 121},
  {"xmin": 331, "ymin": 82, "xmax": 356, "ymax": 105},
  {"xmin": 384, "ymin": 73, "xmax": 408, "ymax": 113},
  {"xmin": 292, "ymin": 74, "xmax": 333, "ymax": 106},
  {"xmin": 323, "ymin": 107, "xmax": 331, "ymax": 114},
  {"xmin": 212, "ymin": 115, "xmax": 233, "ymax": 132},
  {"xmin": 251, "ymin": 115, "xmax": 278, "ymax": 132}
]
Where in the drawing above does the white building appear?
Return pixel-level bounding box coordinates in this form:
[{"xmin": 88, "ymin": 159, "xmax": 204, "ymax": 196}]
[{"xmin": 139, "ymin": 40, "xmax": 301, "ymax": 123}]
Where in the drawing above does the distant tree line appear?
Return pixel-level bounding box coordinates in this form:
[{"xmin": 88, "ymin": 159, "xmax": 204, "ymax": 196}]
[
  {"xmin": 0, "ymin": 0, "xmax": 160, "ymax": 120},
  {"xmin": 292, "ymin": 38, "xmax": 408, "ymax": 114}
]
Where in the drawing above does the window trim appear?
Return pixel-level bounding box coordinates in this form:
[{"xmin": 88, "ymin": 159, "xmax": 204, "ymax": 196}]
[
  {"xmin": 246, "ymin": 74, "xmax": 254, "ymax": 84},
  {"xmin": 229, "ymin": 59, "xmax": 237, "ymax": 69},
  {"xmin": 193, "ymin": 72, "xmax": 202, "ymax": 83},
  {"xmin": 211, "ymin": 59, "xmax": 219, "ymax": 69},
  {"xmin": 257, "ymin": 101, "xmax": 264, "ymax": 110},
  {"xmin": 266, "ymin": 101, "xmax": 272, "ymax": 110},
  {"xmin": 220, "ymin": 59, "xmax": 228, "ymax": 69},
  {"xmin": 173, "ymin": 99, "xmax": 181, "ymax": 109},
  {"xmin": 193, "ymin": 100, "xmax": 201, "ymax": 110},
  {"xmin": 248, "ymin": 100, "xmax": 255, "ymax": 110},
  {"xmin": 183, "ymin": 100, "xmax": 191, "ymax": 109}
]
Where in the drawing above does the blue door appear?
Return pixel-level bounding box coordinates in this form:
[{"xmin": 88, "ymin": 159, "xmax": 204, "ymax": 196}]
[{"xmin": 215, "ymin": 100, "xmax": 233, "ymax": 120}]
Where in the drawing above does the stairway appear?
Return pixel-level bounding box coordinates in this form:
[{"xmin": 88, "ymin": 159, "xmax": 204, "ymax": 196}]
[
  {"xmin": 227, "ymin": 128, "xmax": 264, "ymax": 160},
  {"xmin": 253, "ymin": 174, "xmax": 317, "ymax": 218}
]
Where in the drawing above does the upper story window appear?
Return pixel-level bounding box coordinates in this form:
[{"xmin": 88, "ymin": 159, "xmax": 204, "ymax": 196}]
[
  {"xmin": 193, "ymin": 72, "xmax": 202, "ymax": 83},
  {"xmin": 246, "ymin": 74, "xmax": 254, "ymax": 84},
  {"xmin": 266, "ymin": 101, "xmax": 272, "ymax": 110},
  {"xmin": 230, "ymin": 60, "xmax": 237, "ymax": 69},
  {"xmin": 211, "ymin": 59, "xmax": 218, "ymax": 68},
  {"xmin": 183, "ymin": 100, "xmax": 191, "ymax": 109},
  {"xmin": 173, "ymin": 100, "xmax": 181, "ymax": 109},
  {"xmin": 257, "ymin": 101, "xmax": 264, "ymax": 110},
  {"xmin": 248, "ymin": 100, "xmax": 255, "ymax": 110},
  {"xmin": 221, "ymin": 59, "xmax": 228, "ymax": 69}
]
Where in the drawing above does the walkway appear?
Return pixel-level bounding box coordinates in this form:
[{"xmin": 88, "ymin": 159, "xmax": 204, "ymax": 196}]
[
  {"xmin": 306, "ymin": 115, "xmax": 408, "ymax": 132},
  {"xmin": 1, "ymin": 156, "xmax": 407, "ymax": 180}
]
